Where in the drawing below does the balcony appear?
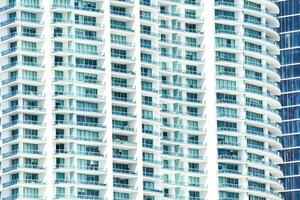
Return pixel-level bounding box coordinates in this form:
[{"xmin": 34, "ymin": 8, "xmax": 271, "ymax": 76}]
[
  {"xmin": 111, "ymin": 25, "xmax": 133, "ymax": 32},
  {"xmin": 218, "ymin": 155, "xmax": 241, "ymax": 160},
  {"xmin": 215, "ymin": 0, "xmax": 235, "ymax": 6},
  {"xmin": 143, "ymin": 186, "xmax": 162, "ymax": 193},
  {"xmin": 113, "ymin": 154, "xmax": 135, "ymax": 160},
  {"xmin": 139, "ymin": 0, "xmax": 158, "ymax": 8},
  {"xmin": 75, "ymin": 5, "xmax": 103, "ymax": 12},
  {"xmin": 1, "ymin": 47, "xmax": 43, "ymax": 56},
  {"xmin": 110, "ymin": 10, "xmax": 132, "ymax": 17},
  {"xmin": 2, "ymin": 164, "xmax": 44, "ymax": 173},
  {"xmin": 0, "ymin": 2, "xmax": 41, "ymax": 11},
  {"xmin": 0, "ymin": 17, "xmax": 42, "ymax": 26},
  {"xmin": 2, "ymin": 61, "xmax": 43, "ymax": 71},
  {"xmin": 75, "ymin": 20, "xmax": 102, "ymax": 27},
  {"xmin": 143, "ymin": 172, "xmax": 160, "ymax": 179},
  {"xmin": 113, "ymin": 125, "xmax": 134, "ymax": 133},
  {"xmin": 113, "ymin": 183, "xmax": 135, "ymax": 189},
  {"xmin": 3, "ymin": 179, "xmax": 43, "ymax": 188},
  {"xmin": 219, "ymin": 183, "xmax": 240, "ymax": 189},
  {"xmin": 77, "ymin": 180, "xmax": 106, "ymax": 186},
  {"xmin": 1, "ymin": 32, "xmax": 41, "ymax": 41},
  {"xmin": 2, "ymin": 76, "xmax": 42, "ymax": 85},
  {"xmin": 2, "ymin": 149, "xmax": 43, "ymax": 158},
  {"xmin": 113, "ymin": 168, "xmax": 136, "ymax": 175},
  {"xmin": 2, "ymin": 134, "xmax": 42, "ymax": 144},
  {"xmin": 2, "ymin": 120, "xmax": 43, "ymax": 129},
  {"xmin": 76, "ymin": 150, "xmax": 104, "ymax": 157},
  {"xmin": 3, "ymin": 194, "xmax": 42, "ymax": 200},
  {"xmin": 112, "ymin": 96, "xmax": 134, "ymax": 103},
  {"xmin": 2, "ymin": 105, "xmax": 44, "ymax": 114}
]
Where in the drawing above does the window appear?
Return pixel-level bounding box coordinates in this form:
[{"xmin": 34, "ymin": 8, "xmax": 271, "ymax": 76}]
[
  {"xmin": 217, "ymin": 93, "xmax": 236, "ymax": 104},
  {"xmin": 111, "ymin": 20, "xmax": 127, "ymax": 30},
  {"xmin": 217, "ymin": 79, "xmax": 236, "ymax": 90},
  {"xmin": 185, "ymin": 9, "xmax": 196, "ymax": 19},
  {"xmin": 245, "ymin": 42, "xmax": 262, "ymax": 53},
  {"xmin": 75, "ymin": 14, "xmax": 96, "ymax": 26},
  {"xmin": 216, "ymin": 65, "xmax": 236, "ymax": 76},
  {"xmin": 215, "ymin": 23, "xmax": 235, "ymax": 34},
  {"xmin": 75, "ymin": 43, "xmax": 97, "ymax": 55},
  {"xmin": 216, "ymin": 51, "xmax": 236, "ymax": 62},
  {"xmin": 244, "ymin": 14, "xmax": 261, "ymax": 24},
  {"xmin": 217, "ymin": 107, "xmax": 237, "ymax": 118},
  {"xmin": 215, "ymin": 9, "xmax": 235, "ymax": 20},
  {"xmin": 111, "ymin": 34, "xmax": 126, "ymax": 44},
  {"xmin": 24, "ymin": 187, "xmax": 39, "ymax": 198},
  {"xmin": 75, "ymin": 29, "xmax": 96, "ymax": 40},
  {"xmin": 216, "ymin": 37, "xmax": 235, "ymax": 48}
]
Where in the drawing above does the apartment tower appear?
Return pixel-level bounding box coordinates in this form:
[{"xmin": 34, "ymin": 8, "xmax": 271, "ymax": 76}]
[{"xmin": 0, "ymin": 0, "xmax": 283, "ymax": 199}]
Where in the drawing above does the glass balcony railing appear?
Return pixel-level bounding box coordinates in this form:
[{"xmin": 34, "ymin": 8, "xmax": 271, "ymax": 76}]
[
  {"xmin": 112, "ymin": 96, "xmax": 134, "ymax": 103},
  {"xmin": 3, "ymin": 105, "xmax": 44, "ymax": 114},
  {"xmin": 75, "ymin": 5, "xmax": 102, "ymax": 12},
  {"xmin": 111, "ymin": 25, "xmax": 133, "ymax": 32},
  {"xmin": 113, "ymin": 183, "xmax": 135, "ymax": 189},
  {"xmin": 218, "ymin": 168, "xmax": 242, "ymax": 174},
  {"xmin": 113, "ymin": 125, "xmax": 134, "ymax": 132},
  {"xmin": 2, "ymin": 61, "xmax": 42, "ymax": 71},
  {"xmin": 2, "ymin": 120, "xmax": 43, "ymax": 129},
  {"xmin": 111, "ymin": 39, "xmax": 133, "ymax": 46},
  {"xmin": 113, "ymin": 154, "xmax": 135, "ymax": 160},
  {"xmin": 2, "ymin": 133, "xmax": 42, "ymax": 143},
  {"xmin": 77, "ymin": 180, "xmax": 105, "ymax": 186},
  {"xmin": 3, "ymin": 194, "xmax": 42, "ymax": 200},
  {"xmin": 1, "ymin": 47, "xmax": 43, "ymax": 56},
  {"xmin": 2, "ymin": 149, "xmax": 43, "ymax": 158},
  {"xmin": 2, "ymin": 163, "xmax": 43, "ymax": 173},
  {"xmin": 0, "ymin": 2, "xmax": 41, "ymax": 11},
  {"xmin": 110, "ymin": 10, "xmax": 132, "ymax": 17},
  {"xmin": 113, "ymin": 168, "xmax": 136, "ymax": 175},
  {"xmin": 2, "ymin": 76, "xmax": 41, "ymax": 85},
  {"xmin": 139, "ymin": 0, "xmax": 158, "ymax": 7},
  {"xmin": 1, "ymin": 17, "xmax": 41, "ymax": 26},
  {"xmin": 2, "ymin": 90, "xmax": 43, "ymax": 100},
  {"xmin": 1, "ymin": 32, "xmax": 41, "ymax": 41},
  {"xmin": 215, "ymin": 0, "xmax": 236, "ymax": 6}
]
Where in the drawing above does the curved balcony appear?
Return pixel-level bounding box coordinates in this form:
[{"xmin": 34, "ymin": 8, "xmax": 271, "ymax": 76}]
[
  {"xmin": 246, "ymin": 158, "xmax": 283, "ymax": 177},
  {"xmin": 247, "ymin": 186, "xmax": 282, "ymax": 200}
]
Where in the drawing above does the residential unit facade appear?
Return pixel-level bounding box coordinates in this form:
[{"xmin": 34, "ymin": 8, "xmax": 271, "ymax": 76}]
[
  {"xmin": 277, "ymin": 0, "xmax": 300, "ymax": 199},
  {"xmin": 0, "ymin": 0, "xmax": 283, "ymax": 199}
]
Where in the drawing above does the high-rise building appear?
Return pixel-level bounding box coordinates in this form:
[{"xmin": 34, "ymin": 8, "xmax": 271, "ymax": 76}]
[
  {"xmin": 0, "ymin": 0, "xmax": 283, "ymax": 199},
  {"xmin": 277, "ymin": 0, "xmax": 300, "ymax": 199}
]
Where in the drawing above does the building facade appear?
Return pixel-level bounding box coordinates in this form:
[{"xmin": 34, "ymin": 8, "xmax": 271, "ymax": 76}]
[
  {"xmin": 278, "ymin": 0, "xmax": 300, "ymax": 199},
  {"xmin": 0, "ymin": 0, "xmax": 283, "ymax": 199}
]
